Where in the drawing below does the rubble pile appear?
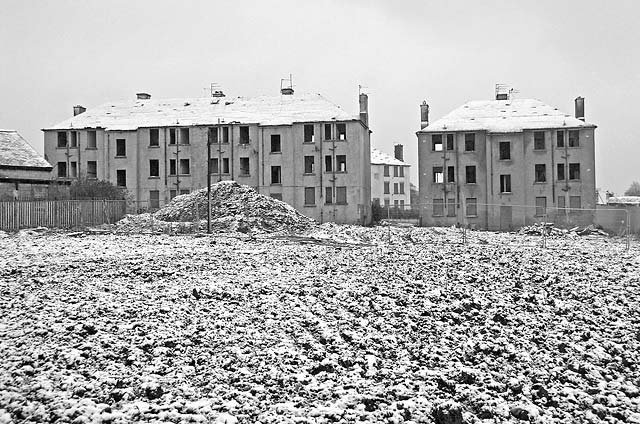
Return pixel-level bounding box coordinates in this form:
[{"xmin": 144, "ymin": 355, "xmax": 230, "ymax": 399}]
[
  {"xmin": 1, "ymin": 230, "xmax": 639, "ymax": 423},
  {"xmin": 519, "ymin": 223, "xmax": 610, "ymax": 237}
]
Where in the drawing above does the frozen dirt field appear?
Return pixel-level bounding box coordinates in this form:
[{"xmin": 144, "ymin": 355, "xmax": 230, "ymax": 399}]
[{"xmin": 1, "ymin": 228, "xmax": 640, "ymax": 423}]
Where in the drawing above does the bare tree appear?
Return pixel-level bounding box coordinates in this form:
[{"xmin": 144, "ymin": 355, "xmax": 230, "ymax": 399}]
[{"xmin": 624, "ymin": 181, "xmax": 640, "ymax": 196}]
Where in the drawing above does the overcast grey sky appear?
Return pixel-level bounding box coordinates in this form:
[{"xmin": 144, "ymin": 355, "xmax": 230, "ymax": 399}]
[{"xmin": 1, "ymin": 0, "xmax": 638, "ymax": 195}]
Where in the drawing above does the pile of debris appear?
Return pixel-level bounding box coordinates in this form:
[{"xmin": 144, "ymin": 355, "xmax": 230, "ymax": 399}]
[
  {"xmin": 519, "ymin": 223, "xmax": 609, "ymax": 237},
  {"xmin": 124, "ymin": 181, "xmax": 314, "ymax": 233}
]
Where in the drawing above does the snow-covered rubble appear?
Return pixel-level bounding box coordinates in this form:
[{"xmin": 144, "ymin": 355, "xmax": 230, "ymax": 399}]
[{"xmin": 1, "ymin": 228, "xmax": 639, "ymax": 423}]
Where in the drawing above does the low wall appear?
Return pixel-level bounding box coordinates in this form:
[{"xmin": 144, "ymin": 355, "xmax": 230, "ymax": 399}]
[{"xmin": 595, "ymin": 205, "xmax": 640, "ymax": 234}]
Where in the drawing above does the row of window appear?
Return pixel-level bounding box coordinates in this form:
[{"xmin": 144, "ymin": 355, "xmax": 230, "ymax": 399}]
[
  {"xmin": 432, "ymin": 163, "xmax": 581, "ymax": 186},
  {"xmin": 383, "ymin": 165, "xmax": 405, "ymax": 177},
  {"xmin": 302, "ymin": 186, "xmax": 348, "ymax": 206},
  {"xmin": 383, "ymin": 182, "xmax": 406, "ymax": 195},
  {"xmin": 57, "ymin": 160, "xmax": 97, "ymax": 179},
  {"xmin": 432, "ymin": 196, "xmax": 582, "ymax": 217},
  {"xmin": 431, "ymin": 131, "xmax": 581, "ymax": 153}
]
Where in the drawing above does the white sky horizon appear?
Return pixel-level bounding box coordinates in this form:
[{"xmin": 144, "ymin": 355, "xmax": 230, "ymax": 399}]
[{"xmin": 1, "ymin": 0, "xmax": 638, "ymax": 196}]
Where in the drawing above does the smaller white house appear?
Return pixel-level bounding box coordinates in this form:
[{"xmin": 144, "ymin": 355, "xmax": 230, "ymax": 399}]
[{"xmin": 371, "ymin": 144, "xmax": 411, "ymax": 208}]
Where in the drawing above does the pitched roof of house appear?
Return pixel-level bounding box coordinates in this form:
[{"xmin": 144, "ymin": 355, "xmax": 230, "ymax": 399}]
[
  {"xmin": 370, "ymin": 148, "xmax": 409, "ymax": 166},
  {"xmin": 44, "ymin": 93, "xmax": 359, "ymax": 131},
  {"xmin": 419, "ymin": 98, "xmax": 596, "ymax": 133},
  {"xmin": 0, "ymin": 130, "xmax": 52, "ymax": 169}
]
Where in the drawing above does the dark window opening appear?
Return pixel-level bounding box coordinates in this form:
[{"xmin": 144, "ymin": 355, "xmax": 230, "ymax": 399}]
[
  {"xmin": 116, "ymin": 170, "xmax": 126, "ymax": 187},
  {"xmin": 399, "ymin": 167, "xmax": 405, "ymax": 177},
  {"xmin": 87, "ymin": 161, "xmax": 97, "ymax": 179},
  {"xmin": 169, "ymin": 159, "xmax": 177, "ymax": 175},
  {"xmin": 239, "ymin": 126, "xmax": 250, "ymax": 144},
  {"xmin": 534, "ymin": 131, "xmax": 545, "ymax": 150},
  {"xmin": 557, "ymin": 131, "xmax": 565, "ymax": 148},
  {"xmin": 70, "ymin": 132, "xmax": 77, "ymax": 148},
  {"xmin": 57, "ymin": 132, "xmax": 67, "ymax": 148},
  {"xmin": 240, "ymin": 157, "xmax": 250, "ymax": 176},
  {"xmin": 169, "ymin": 129, "xmax": 177, "ymax": 145},
  {"xmin": 209, "ymin": 127, "xmax": 219, "ymax": 144},
  {"xmin": 87, "ymin": 131, "xmax": 96, "ymax": 149},
  {"xmin": 304, "ymin": 156, "xmax": 314, "ymax": 174},
  {"xmin": 324, "ymin": 124, "xmax": 332, "ymax": 140},
  {"xmin": 399, "ymin": 182, "xmax": 405, "ymax": 194},
  {"xmin": 325, "ymin": 155, "xmax": 333, "ymax": 172},
  {"xmin": 337, "ymin": 123, "xmax": 347, "ymax": 140},
  {"xmin": 222, "ymin": 158, "xmax": 230, "ymax": 174},
  {"xmin": 464, "ymin": 133, "xmax": 475, "ymax": 151},
  {"xmin": 336, "ymin": 155, "xmax": 347, "ymax": 172},
  {"xmin": 569, "ymin": 163, "xmax": 581, "ymax": 180},
  {"xmin": 446, "ymin": 134, "xmax": 454, "ymax": 151},
  {"xmin": 271, "ymin": 193, "xmax": 283, "ymax": 201},
  {"xmin": 557, "ymin": 163, "xmax": 565, "ymax": 181},
  {"xmin": 466, "ymin": 165, "xmax": 476, "ymax": 183},
  {"xmin": 535, "ymin": 164, "xmax": 546, "ymax": 183},
  {"xmin": 568, "ymin": 130, "xmax": 579, "ymax": 147},
  {"xmin": 179, "ymin": 128, "xmax": 189, "ymax": 144},
  {"xmin": 433, "ymin": 166, "xmax": 444, "ymax": 183},
  {"xmin": 394, "ymin": 166, "xmax": 399, "ymax": 177},
  {"xmin": 116, "ymin": 139, "xmax": 126, "ymax": 157},
  {"xmin": 383, "ymin": 165, "xmax": 389, "ymax": 177},
  {"xmin": 271, "ymin": 166, "xmax": 281, "ymax": 184},
  {"xmin": 222, "ymin": 127, "xmax": 229, "ymax": 143},
  {"xmin": 447, "ymin": 166, "xmax": 455, "ymax": 183},
  {"xmin": 432, "ymin": 134, "xmax": 443, "ymax": 151},
  {"xmin": 179, "ymin": 159, "xmax": 190, "ymax": 175},
  {"xmin": 57, "ymin": 162, "xmax": 67, "ymax": 178},
  {"xmin": 149, "ymin": 159, "xmax": 159, "ymax": 177},
  {"xmin": 499, "ymin": 141, "xmax": 511, "ymax": 160},
  {"xmin": 304, "ymin": 124, "xmax": 314, "ymax": 143},
  {"xmin": 69, "ymin": 161, "xmax": 77, "ymax": 178},
  {"xmin": 325, "ymin": 187, "xmax": 333, "ymax": 204},
  {"xmin": 150, "ymin": 129, "xmax": 159, "ymax": 146},
  {"xmin": 209, "ymin": 158, "xmax": 219, "ymax": 174},
  {"xmin": 393, "ymin": 183, "xmax": 399, "ymax": 194},
  {"xmin": 384, "ymin": 182, "xmax": 390, "ymax": 194},
  {"xmin": 500, "ymin": 174, "xmax": 511, "ymax": 193},
  {"xmin": 270, "ymin": 134, "xmax": 281, "ymax": 153}
]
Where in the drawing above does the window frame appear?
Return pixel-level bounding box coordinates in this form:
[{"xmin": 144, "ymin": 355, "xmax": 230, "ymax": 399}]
[
  {"xmin": 466, "ymin": 198, "xmax": 478, "ymax": 217},
  {"xmin": 116, "ymin": 169, "xmax": 127, "ymax": 187},
  {"xmin": 535, "ymin": 196, "xmax": 547, "ymax": 217},
  {"xmin": 336, "ymin": 186, "xmax": 347, "ymax": 204},
  {"xmin": 271, "ymin": 165, "xmax": 281, "ymax": 184},
  {"xmin": 500, "ymin": 174, "xmax": 511, "ymax": 193},
  {"xmin": 569, "ymin": 163, "xmax": 581, "ymax": 180},
  {"xmin": 465, "ymin": 165, "xmax": 476, "ymax": 184},
  {"xmin": 149, "ymin": 159, "xmax": 160, "ymax": 177},
  {"xmin": 534, "ymin": 164, "xmax": 547, "ymax": 183},
  {"xmin": 239, "ymin": 157, "xmax": 250, "ymax": 176},
  {"xmin": 499, "ymin": 141, "xmax": 511, "ymax": 160},
  {"xmin": 464, "ymin": 133, "xmax": 476, "ymax": 152},
  {"xmin": 270, "ymin": 134, "xmax": 282, "ymax": 153},
  {"xmin": 304, "ymin": 187, "xmax": 316, "ymax": 205},
  {"xmin": 432, "ymin": 199, "xmax": 444, "ymax": 217},
  {"xmin": 115, "ymin": 139, "xmax": 126, "ymax": 157},
  {"xmin": 533, "ymin": 131, "xmax": 545, "ymax": 150},
  {"xmin": 303, "ymin": 156, "xmax": 315, "ymax": 174},
  {"xmin": 149, "ymin": 128, "xmax": 160, "ymax": 147},
  {"xmin": 179, "ymin": 158, "xmax": 190, "ymax": 175},
  {"xmin": 304, "ymin": 124, "xmax": 315, "ymax": 143},
  {"xmin": 433, "ymin": 166, "xmax": 444, "ymax": 184},
  {"xmin": 432, "ymin": 134, "xmax": 443, "ymax": 152}
]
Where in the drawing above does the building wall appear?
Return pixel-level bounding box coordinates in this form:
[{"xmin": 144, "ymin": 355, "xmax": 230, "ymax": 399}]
[
  {"xmin": 370, "ymin": 163, "xmax": 411, "ymax": 207},
  {"xmin": 418, "ymin": 127, "xmax": 596, "ymax": 230},
  {"xmin": 43, "ymin": 120, "xmax": 371, "ymax": 224}
]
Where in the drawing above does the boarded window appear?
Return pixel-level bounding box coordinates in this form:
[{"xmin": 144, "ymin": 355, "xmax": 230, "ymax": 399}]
[
  {"xmin": 557, "ymin": 163, "xmax": 565, "ymax": 180},
  {"xmin": 447, "ymin": 166, "xmax": 455, "ymax": 183},
  {"xmin": 383, "ymin": 165, "xmax": 389, "ymax": 177},
  {"xmin": 558, "ymin": 196, "xmax": 566, "ymax": 209},
  {"xmin": 149, "ymin": 190, "xmax": 160, "ymax": 209},
  {"xmin": 222, "ymin": 158, "xmax": 230, "ymax": 174},
  {"xmin": 433, "ymin": 166, "xmax": 444, "ymax": 183},
  {"xmin": 86, "ymin": 161, "xmax": 97, "ymax": 179},
  {"xmin": 466, "ymin": 198, "xmax": 477, "ymax": 217},
  {"xmin": 500, "ymin": 174, "xmax": 511, "ymax": 193},
  {"xmin": 336, "ymin": 123, "xmax": 347, "ymax": 140},
  {"xmin": 149, "ymin": 159, "xmax": 159, "ymax": 177},
  {"xmin": 325, "ymin": 187, "xmax": 333, "ymax": 204},
  {"xmin": 446, "ymin": 134, "xmax": 454, "ymax": 150},
  {"xmin": 240, "ymin": 157, "xmax": 250, "ymax": 176},
  {"xmin": 179, "ymin": 128, "xmax": 189, "ymax": 144},
  {"xmin": 534, "ymin": 131, "xmax": 545, "ymax": 150},
  {"xmin": 499, "ymin": 141, "xmax": 510, "ymax": 160},
  {"xmin": 271, "ymin": 166, "xmax": 281, "ymax": 184},
  {"xmin": 304, "ymin": 187, "xmax": 315, "ymax": 205},
  {"xmin": 87, "ymin": 131, "xmax": 96, "ymax": 149},
  {"xmin": 568, "ymin": 130, "xmax": 579, "ymax": 147},
  {"xmin": 304, "ymin": 156, "xmax": 314, "ymax": 174},
  {"xmin": 239, "ymin": 126, "xmax": 250, "ymax": 144},
  {"xmin": 336, "ymin": 186, "xmax": 347, "ymax": 204},
  {"xmin": 535, "ymin": 196, "xmax": 547, "ymax": 216},
  {"xmin": 336, "ymin": 155, "xmax": 347, "ymax": 172},
  {"xmin": 325, "ymin": 155, "xmax": 333, "ymax": 172},
  {"xmin": 464, "ymin": 133, "xmax": 475, "ymax": 151},
  {"xmin": 384, "ymin": 182, "xmax": 390, "ymax": 194},
  {"xmin": 569, "ymin": 196, "xmax": 581, "ymax": 209},
  {"xmin": 447, "ymin": 198, "xmax": 456, "ymax": 217},
  {"xmin": 466, "ymin": 166, "xmax": 476, "ymax": 183},
  {"xmin": 116, "ymin": 170, "xmax": 126, "ymax": 187},
  {"xmin": 304, "ymin": 124, "xmax": 314, "ymax": 143},
  {"xmin": 569, "ymin": 163, "xmax": 581, "ymax": 180},
  {"xmin": 150, "ymin": 129, "xmax": 159, "ymax": 146},
  {"xmin": 270, "ymin": 134, "xmax": 281, "ymax": 153},
  {"xmin": 116, "ymin": 139, "xmax": 126, "ymax": 156},
  {"xmin": 557, "ymin": 131, "xmax": 565, "ymax": 148},
  {"xmin": 432, "ymin": 134, "xmax": 443, "ymax": 151},
  {"xmin": 535, "ymin": 164, "xmax": 546, "ymax": 183},
  {"xmin": 179, "ymin": 159, "xmax": 190, "ymax": 175},
  {"xmin": 57, "ymin": 162, "xmax": 67, "ymax": 178},
  {"xmin": 324, "ymin": 124, "xmax": 332, "ymax": 140},
  {"xmin": 433, "ymin": 199, "xmax": 444, "ymax": 216},
  {"xmin": 57, "ymin": 132, "xmax": 67, "ymax": 148},
  {"xmin": 209, "ymin": 158, "xmax": 219, "ymax": 174}
]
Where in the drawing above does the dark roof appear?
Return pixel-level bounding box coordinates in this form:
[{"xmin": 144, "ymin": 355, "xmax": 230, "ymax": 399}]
[{"xmin": 0, "ymin": 130, "xmax": 52, "ymax": 169}]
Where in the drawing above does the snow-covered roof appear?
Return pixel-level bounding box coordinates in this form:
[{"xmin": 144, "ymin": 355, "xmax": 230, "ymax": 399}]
[
  {"xmin": 0, "ymin": 130, "xmax": 52, "ymax": 169},
  {"xmin": 607, "ymin": 196, "xmax": 640, "ymax": 206},
  {"xmin": 44, "ymin": 93, "xmax": 359, "ymax": 131},
  {"xmin": 370, "ymin": 148, "xmax": 409, "ymax": 166},
  {"xmin": 419, "ymin": 99, "xmax": 596, "ymax": 133}
]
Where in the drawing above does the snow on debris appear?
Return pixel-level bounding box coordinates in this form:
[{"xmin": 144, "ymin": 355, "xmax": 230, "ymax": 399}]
[
  {"xmin": 1, "ymin": 228, "xmax": 639, "ymax": 422},
  {"xmin": 420, "ymin": 98, "xmax": 595, "ymax": 133},
  {"xmin": 45, "ymin": 93, "xmax": 358, "ymax": 131}
]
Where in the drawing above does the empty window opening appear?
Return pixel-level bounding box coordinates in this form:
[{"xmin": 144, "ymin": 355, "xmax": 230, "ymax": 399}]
[
  {"xmin": 499, "ymin": 141, "xmax": 511, "ymax": 160},
  {"xmin": 568, "ymin": 130, "xmax": 580, "ymax": 147},
  {"xmin": 535, "ymin": 164, "xmax": 546, "ymax": 183},
  {"xmin": 336, "ymin": 155, "xmax": 347, "ymax": 172},
  {"xmin": 70, "ymin": 132, "xmax": 78, "ymax": 148},
  {"xmin": 239, "ymin": 126, "xmax": 250, "ymax": 144},
  {"xmin": 270, "ymin": 134, "xmax": 281, "ymax": 153},
  {"xmin": 336, "ymin": 123, "xmax": 347, "ymax": 140},
  {"xmin": 116, "ymin": 170, "xmax": 126, "ymax": 187},
  {"xmin": 169, "ymin": 159, "xmax": 177, "ymax": 175},
  {"xmin": 394, "ymin": 183, "xmax": 399, "ymax": 194},
  {"xmin": 466, "ymin": 165, "xmax": 476, "ymax": 183},
  {"xmin": 465, "ymin": 133, "xmax": 475, "ymax": 151},
  {"xmin": 304, "ymin": 156, "xmax": 315, "ymax": 174},
  {"xmin": 557, "ymin": 131, "xmax": 565, "ymax": 148},
  {"xmin": 304, "ymin": 187, "xmax": 315, "ymax": 205},
  {"xmin": 87, "ymin": 161, "xmax": 97, "ymax": 179},
  {"xmin": 304, "ymin": 124, "xmax": 314, "ymax": 143},
  {"xmin": 394, "ymin": 166, "xmax": 399, "ymax": 177},
  {"xmin": 432, "ymin": 134, "xmax": 443, "ymax": 151},
  {"xmin": 149, "ymin": 159, "xmax": 160, "ymax": 177},
  {"xmin": 179, "ymin": 128, "xmax": 189, "ymax": 144},
  {"xmin": 534, "ymin": 131, "xmax": 545, "ymax": 150},
  {"xmin": 180, "ymin": 189, "xmax": 190, "ymax": 195},
  {"xmin": 433, "ymin": 166, "xmax": 444, "ymax": 183},
  {"xmin": 557, "ymin": 164, "xmax": 565, "ymax": 181},
  {"xmin": 222, "ymin": 158, "xmax": 230, "ymax": 174},
  {"xmin": 500, "ymin": 174, "xmax": 511, "ymax": 193},
  {"xmin": 209, "ymin": 158, "xmax": 219, "ymax": 174},
  {"xmin": 384, "ymin": 182, "xmax": 390, "ymax": 194},
  {"xmin": 569, "ymin": 163, "xmax": 581, "ymax": 180},
  {"xmin": 116, "ymin": 139, "xmax": 126, "ymax": 157},
  {"xmin": 325, "ymin": 155, "xmax": 333, "ymax": 172},
  {"xmin": 336, "ymin": 186, "xmax": 347, "ymax": 204},
  {"xmin": 446, "ymin": 134, "xmax": 454, "ymax": 151},
  {"xmin": 209, "ymin": 127, "xmax": 219, "ymax": 144},
  {"xmin": 222, "ymin": 127, "xmax": 229, "ymax": 143},
  {"xmin": 447, "ymin": 166, "xmax": 455, "ymax": 183},
  {"xmin": 87, "ymin": 131, "xmax": 97, "ymax": 149},
  {"xmin": 399, "ymin": 182, "xmax": 405, "ymax": 194},
  {"xmin": 240, "ymin": 157, "xmax": 250, "ymax": 176},
  {"xmin": 57, "ymin": 162, "xmax": 67, "ymax": 178},
  {"xmin": 169, "ymin": 129, "xmax": 177, "ymax": 145},
  {"xmin": 57, "ymin": 132, "xmax": 67, "ymax": 148},
  {"xmin": 324, "ymin": 124, "xmax": 332, "ymax": 140},
  {"xmin": 383, "ymin": 165, "xmax": 390, "ymax": 177},
  {"xmin": 399, "ymin": 167, "xmax": 405, "ymax": 177},
  {"xmin": 179, "ymin": 159, "xmax": 190, "ymax": 175},
  {"xmin": 170, "ymin": 190, "xmax": 177, "ymax": 200},
  {"xmin": 271, "ymin": 166, "xmax": 281, "ymax": 184},
  {"xmin": 150, "ymin": 129, "xmax": 160, "ymax": 146},
  {"xmin": 69, "ymin": 161, "xmax": 77, "ymax": 178}
]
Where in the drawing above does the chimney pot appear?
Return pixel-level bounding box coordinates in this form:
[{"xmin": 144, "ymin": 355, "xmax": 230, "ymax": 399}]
[
  {"xmin": 420, "ymin": 101, "xmax": 429, "ymax": 129},
  {"xmin": 394, "ymin": 144, "xmax": 404, "ymax": 162},
  {"xmin": 136, "ymin": 92, "xmax": 151, "ymax": 100},
  {"xmin": 574, "ymin": 96, "xmax": 585, "ymax": 121},
  {"xmin": 359, "ymin": 93, "xmax": 369, "ymax": 126},
  {"xmin": 73, "ymin": 105, "xmax": 86, "ymax": 116}
]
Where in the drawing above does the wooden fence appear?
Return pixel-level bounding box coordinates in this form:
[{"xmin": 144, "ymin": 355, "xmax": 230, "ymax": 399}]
[{"xmin": 0, "ymin": 200, "xmax": 127, "ymax": 231}]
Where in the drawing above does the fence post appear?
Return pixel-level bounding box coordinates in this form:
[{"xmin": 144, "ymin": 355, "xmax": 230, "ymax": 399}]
[
  {"xmin": 13, "ymin": 201, "xmax": 18, "ymax": 231},
  {"xmin": 627, "ymin": 210, "xmax": 631, "ymax": 252},
  {"xmin": 542, "ymin": 212, "xmax": 547, "ymax": 249}
]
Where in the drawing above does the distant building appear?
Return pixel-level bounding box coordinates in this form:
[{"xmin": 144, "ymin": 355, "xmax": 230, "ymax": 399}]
[
  {"xmin": 370, "ymin": 145, "xmax": 410, "ymax": 208},
  {"xmin": 0, "ymin": 129, "xmax": 54, "ymax": 201},
  {"xmin": 416, "ymin": 93, "xmax": 596, "ymax": 230},
  {"xmin": 43, "ymin": 89, "xmax": 372, "ymax": 224}
]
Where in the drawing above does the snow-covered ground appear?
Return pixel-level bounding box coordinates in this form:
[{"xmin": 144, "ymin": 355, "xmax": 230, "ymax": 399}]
[{"xmin": 1, "ymin": 227, "xmax": 639, "ymax": 423}]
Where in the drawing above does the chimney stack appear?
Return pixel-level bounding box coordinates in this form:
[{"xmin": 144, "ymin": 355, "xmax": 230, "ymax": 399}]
[
  {"xmin": 359, "ymin": 93, "xmax": 369, "ymax": 126},
  {"xmin": 73, "ymin": 105, "xmax": 86, "ymax": 116},
  {"xmin": 136, "ymin": 92, "xmax": 151, "ymax": 100},
  {"xmin": 280, "ymin": 74, "xmax": 294, "ymax": 95},
  {"xmin": 420, "ymin": 101, "xmax": 429, "ymax": 129},
  {"xmin": 574, "ymin": 96, "xmax": 585, "ymax": 121},
  {"xmin": 394, "ymin": 144, "xmax": 404, "ymax": 162}
]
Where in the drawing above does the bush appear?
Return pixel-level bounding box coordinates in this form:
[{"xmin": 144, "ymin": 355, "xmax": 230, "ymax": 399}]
[{"xmin": 70, "ymin": 178, "xmax": 126, "ymax": 200}]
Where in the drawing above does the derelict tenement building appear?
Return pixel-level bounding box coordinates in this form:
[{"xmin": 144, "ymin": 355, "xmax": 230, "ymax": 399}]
[
  {"xmin": 416, "ymin": 94, "xmax": 596, "ymax": 230},
  {"xmin": 43, "ymin": 89, "xmax": 372, "ymax": 225},
  {"xmin": 370, "ymin": 144, "xmax": 411, "ymax": 208}
]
